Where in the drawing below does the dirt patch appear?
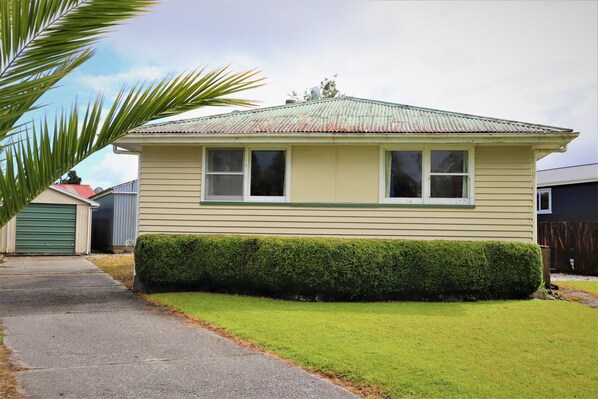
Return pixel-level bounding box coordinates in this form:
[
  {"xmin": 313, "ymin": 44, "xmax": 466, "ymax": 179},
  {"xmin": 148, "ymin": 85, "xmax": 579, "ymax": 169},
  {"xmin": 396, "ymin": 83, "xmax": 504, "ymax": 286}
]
[
  {"xmin": 0, "ymin": 327, "xmax": 24, "ymax": 399},
  {"xmin": 86, "ymin": 254, "xmax": 134, "ymax": 289},
  {"xmin": 557, "ymin": 288, "xmax": 598, "ymax": 312}
]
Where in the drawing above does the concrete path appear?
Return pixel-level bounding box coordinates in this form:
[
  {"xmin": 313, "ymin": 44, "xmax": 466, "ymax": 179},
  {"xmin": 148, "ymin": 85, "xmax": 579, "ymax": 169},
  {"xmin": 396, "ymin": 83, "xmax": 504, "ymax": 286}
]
[{"xmin": 0, "ymin": 256, "xmax": 357, "ymax": 399}]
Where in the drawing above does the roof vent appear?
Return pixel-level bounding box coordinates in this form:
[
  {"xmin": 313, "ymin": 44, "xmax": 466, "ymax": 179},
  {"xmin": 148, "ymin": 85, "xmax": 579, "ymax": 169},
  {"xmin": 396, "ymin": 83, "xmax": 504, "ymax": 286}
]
[
  {"xmin": 285, "ymin": 99, "xmax": 296, "ymax": 104},
  {"xmin": 310, "ymin": 86, "xmax": 321, "ymax": 100}
]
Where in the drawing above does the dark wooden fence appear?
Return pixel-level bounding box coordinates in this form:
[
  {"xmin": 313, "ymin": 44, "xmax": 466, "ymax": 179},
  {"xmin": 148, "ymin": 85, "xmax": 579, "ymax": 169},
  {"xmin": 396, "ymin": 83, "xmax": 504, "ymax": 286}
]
[{"xmin": 538, "ymin": 221, "xmax": 598, "ymax": 276}]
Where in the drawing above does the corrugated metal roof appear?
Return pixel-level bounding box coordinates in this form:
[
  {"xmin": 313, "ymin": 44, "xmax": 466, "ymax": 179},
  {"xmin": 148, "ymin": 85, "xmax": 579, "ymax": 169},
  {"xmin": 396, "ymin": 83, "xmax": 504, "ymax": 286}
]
[
  {"xmin": 53, "ymin": 184, "xmax": 96, "ymax": 199},
  {"xmin": 537, "ymin": 163, "xmax": 598, "ymax": 187},
  {"xmin": 130, "ymin": 97, "xmax": 573, "ymax": 135}
]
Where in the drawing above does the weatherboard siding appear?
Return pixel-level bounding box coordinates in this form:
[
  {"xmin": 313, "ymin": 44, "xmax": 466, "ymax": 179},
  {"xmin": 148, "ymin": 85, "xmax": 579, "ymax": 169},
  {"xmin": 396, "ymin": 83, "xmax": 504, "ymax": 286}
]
[
  {"xmin": 291, "ymin": 146, "xmax": 379, "ymax": 202},
  {"xmin": 137, "ymin": 145, "xmax": 534, "ymax": 242}
]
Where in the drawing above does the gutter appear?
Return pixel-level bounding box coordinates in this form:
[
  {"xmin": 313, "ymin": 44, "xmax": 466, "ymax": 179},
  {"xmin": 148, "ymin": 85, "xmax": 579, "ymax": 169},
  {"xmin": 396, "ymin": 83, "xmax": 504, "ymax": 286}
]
[{"xmin": 113, "ymin": 145, "xmax": 140, "ymax": 155}]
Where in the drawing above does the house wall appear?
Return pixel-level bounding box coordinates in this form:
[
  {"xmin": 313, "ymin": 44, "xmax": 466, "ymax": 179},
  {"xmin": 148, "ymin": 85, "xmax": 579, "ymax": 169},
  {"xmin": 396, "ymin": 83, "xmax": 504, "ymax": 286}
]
[
  {"xmin": 0, "ymin": 189, "xmax": 93, "ymax": 254},
  {"xmin": 137, "ymin": 145, "xmax": 534, "ymax": 242},
  {"xmin": 537, "ymin": 182, "xmax": 598, "ymax": 222},
  {"xmin": 291, "ymin": 146, "xmax": 379, "ymax": 202}
]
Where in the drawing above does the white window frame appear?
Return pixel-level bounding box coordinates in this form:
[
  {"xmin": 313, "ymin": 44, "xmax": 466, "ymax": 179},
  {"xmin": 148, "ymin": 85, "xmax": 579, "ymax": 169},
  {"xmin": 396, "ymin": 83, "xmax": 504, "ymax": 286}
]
[
  {"xmin": 203, "ymin": 147, "xmax": 245, "ymax": 201},
  {"xmin": 379, "ymin": 145, "xmax": 475, "ymax": 205},
  {"xmin": 536, "ymin": 187, "xmax": 552, "ymax": 214},
  {"xmin": 202, "ymin": 146, "xmax": 291, "ymax": 202}
]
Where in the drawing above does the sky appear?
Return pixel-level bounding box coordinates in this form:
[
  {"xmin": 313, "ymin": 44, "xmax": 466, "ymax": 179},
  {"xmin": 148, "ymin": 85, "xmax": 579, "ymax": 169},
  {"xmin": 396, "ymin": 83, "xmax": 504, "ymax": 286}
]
[{"xmin": 45, "ymin": 0, "xmax": 597, "ymax": 190}]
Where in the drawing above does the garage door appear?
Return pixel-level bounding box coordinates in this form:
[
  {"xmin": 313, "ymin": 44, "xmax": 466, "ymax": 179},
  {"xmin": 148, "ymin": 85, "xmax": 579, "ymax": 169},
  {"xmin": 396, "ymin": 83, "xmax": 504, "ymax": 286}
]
[{"xmin": 15, "ymin": 204, "xmax": 76, "ymax": 254}]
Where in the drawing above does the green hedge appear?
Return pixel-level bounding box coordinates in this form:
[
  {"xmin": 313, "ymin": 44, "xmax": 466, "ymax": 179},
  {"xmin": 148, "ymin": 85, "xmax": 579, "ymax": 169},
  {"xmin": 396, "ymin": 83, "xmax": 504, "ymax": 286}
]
[{"xmin": 134, "ymin": 234, "xmax": 542, "ymax": 301}]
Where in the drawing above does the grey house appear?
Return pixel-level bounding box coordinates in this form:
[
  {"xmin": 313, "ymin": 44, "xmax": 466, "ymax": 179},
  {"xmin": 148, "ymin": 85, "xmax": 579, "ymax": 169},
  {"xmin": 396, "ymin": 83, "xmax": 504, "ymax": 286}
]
[{"xmin": 91, "ymin": 180, "xmax": 138, "ymax": 252}]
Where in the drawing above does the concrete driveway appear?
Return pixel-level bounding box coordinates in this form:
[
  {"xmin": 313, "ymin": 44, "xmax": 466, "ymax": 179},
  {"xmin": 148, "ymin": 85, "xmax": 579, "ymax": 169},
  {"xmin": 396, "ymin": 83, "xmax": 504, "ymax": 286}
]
[{"xmin": 0, "ymin": 256, "xmax": 357, "ymax": 399}]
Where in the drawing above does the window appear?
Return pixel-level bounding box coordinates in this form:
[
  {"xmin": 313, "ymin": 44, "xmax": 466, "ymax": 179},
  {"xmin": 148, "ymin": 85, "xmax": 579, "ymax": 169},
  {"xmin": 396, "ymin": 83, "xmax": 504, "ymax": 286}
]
[
  {"xmin": 386, "ymin": 150, "xmax": 422, "ymax": 199},
  {"xmin": 381, "ymin": 148, "xmax": 473, "ymax": 205},
  {"xmin": 203, "ymin": 148, "xmax": 289, "ymax": 202},
  {"xmin": 430, "ymin": 150, "xmax": 469, "ymax": 199},
  {"xmin": 205, "ymin": 148, "xmax": 244, "ymax": 201},
  {"xmin": 250, "ymin": 150, "xmax": 286, "ymax": 197},
  {"xmin": 537, "ymin": 188, "xmax": 551, "ymax": 214}
]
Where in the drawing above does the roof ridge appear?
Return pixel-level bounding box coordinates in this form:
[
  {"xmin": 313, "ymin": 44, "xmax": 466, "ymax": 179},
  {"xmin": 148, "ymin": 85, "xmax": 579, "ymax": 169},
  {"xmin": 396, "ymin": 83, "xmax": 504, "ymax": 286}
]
[
  {"xmin": 134, "ymin": 96, "xmax": 348, "ymax": 131},
  {"xmin": 130, "ymin": 96, "xmax": 574, "ymax": 134}
]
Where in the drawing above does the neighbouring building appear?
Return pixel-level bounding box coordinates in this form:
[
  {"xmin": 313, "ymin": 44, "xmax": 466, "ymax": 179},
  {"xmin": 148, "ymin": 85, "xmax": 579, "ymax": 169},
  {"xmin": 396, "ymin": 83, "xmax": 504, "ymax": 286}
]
[
  {"xmin": 91, "ymin": 180, "xmax": 138, "ymax": 252},
  {"xmin": 113, "ymin": 96, "xmax": 578, "ymax": 246},
  {"xmin": 537, "ymin": 163, "xmax": 598, "ymax": 275},
  {"xmin": 53, "ymin": 183, "xmax": 97, "ymax": 198},
  {"xmin": 0, "ymin": 186, "xmax": 99, "ymax": 255}
]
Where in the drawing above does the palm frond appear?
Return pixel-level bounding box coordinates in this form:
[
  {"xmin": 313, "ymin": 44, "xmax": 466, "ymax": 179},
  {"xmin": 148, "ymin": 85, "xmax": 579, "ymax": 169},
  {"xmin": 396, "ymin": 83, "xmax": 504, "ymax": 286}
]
[
  {"xmin": 0, "ymin": 67, "xmax": 264, "ymax": 226},
  {"xmin": 0, "ymin": 0, "xmax": 265, "ymax": 228},
  {"xmin": 0, "ymin": 0, "xmax": 153, "ymax": 140}
]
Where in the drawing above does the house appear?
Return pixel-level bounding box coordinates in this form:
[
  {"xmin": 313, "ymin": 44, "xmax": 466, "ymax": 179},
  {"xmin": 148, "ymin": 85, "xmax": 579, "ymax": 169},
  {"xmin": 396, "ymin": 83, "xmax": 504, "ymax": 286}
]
[
  {"xmin": 537, "ymin": 163, "xmax": 598, "ymax": 275},
  {"xmin": 114, "ymin": 96, "xmax": 578, "ymax": 245},
  {"xmin": 0, "ymin": 186, "xmax": 99, "ymax": 255},
  {"xmin": 91, "ymin": 180, "xmax": 139, "ymax": 252},
  {"xmin": 53, "ymin": 183, "xmax": 97, "ymax": 198}
]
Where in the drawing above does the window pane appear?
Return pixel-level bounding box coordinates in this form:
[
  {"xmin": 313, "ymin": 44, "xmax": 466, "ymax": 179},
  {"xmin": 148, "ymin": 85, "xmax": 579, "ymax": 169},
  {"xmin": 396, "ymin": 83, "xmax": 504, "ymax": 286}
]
[
  {"xmin": 250, "ymin": 150, "xmax": 286, "ymax": 196},
  {"xmin": 431, "ymin": 150, "xmax": 467, "ymax": 173},
  {"xmin": 430, "ymin": 176, "xmax": 467, "ymax": 198},
  {"xmin": 207, "ymin": 149, "xmax": 244, "ymax": 172},
  {"xmin": 387, "ymin": 151, "xmax": 422, "ymax": 198},
  {"xmin": 205, "ymin": 175, "xmax": 243, "ymax": 200},
  {"xmin": 539, "ymin": 191, "xmax": 549, "ymax": 210}
]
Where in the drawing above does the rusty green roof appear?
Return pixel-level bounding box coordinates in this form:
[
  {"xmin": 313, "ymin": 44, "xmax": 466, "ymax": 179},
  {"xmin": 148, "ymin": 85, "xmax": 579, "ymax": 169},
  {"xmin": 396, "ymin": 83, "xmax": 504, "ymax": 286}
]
[{"xmin": 130, "ymin": 96, "xmax": 573, "ymax": 135}]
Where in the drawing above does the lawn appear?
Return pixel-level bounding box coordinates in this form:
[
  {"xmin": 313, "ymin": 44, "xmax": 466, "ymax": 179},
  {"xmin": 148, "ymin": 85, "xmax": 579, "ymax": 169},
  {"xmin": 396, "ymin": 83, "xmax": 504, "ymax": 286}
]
[
  {"xmin": 88, "ymin": 257, "xmax": 598, "ymax": 399},
  {"xmin": 87, "ymin": 254, "xmax": 135, "ymax": 289},
  {"xmin": 152, "ymin": 292, "xmax": 598, "ymax": 399},
  {"xmin": 556, "ymin": 281, "xmax": 598, "ymax": 297}
]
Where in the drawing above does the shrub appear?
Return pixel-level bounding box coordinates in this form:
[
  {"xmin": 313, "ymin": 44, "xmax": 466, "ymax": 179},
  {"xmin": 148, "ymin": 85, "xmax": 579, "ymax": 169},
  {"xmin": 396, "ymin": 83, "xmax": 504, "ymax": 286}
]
[{"xmin": 135, "ymin": 234, "xmax": 542, "ymax": 301}]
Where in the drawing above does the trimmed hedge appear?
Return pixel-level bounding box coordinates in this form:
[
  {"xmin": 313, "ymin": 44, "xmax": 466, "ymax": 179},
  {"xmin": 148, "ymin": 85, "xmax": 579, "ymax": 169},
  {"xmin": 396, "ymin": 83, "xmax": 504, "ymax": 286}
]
[{"xmin": 135, "ymin": 234, "xmax": 542, "ymax": 301}]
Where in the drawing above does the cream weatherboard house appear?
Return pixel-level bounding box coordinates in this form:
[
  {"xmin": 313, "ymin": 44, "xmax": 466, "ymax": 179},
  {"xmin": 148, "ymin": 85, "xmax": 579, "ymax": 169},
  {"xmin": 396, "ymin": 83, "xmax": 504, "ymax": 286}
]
[{"xmin": 114, "ymin": 97, "xmax": 577, "ymax": 244}]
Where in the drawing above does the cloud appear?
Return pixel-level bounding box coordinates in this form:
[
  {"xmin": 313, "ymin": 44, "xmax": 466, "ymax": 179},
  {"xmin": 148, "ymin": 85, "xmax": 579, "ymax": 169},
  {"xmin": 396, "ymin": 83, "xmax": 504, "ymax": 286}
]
[
  {"xmin": 76, "ymin": 66, "xmax": 167, "ymax": 97},
  {"xmin": 70, "ymin": 0, "xmax": 595, "ymax": 171},
  {"xmin": 83, "ymin": 151, "xmax": 139, "ymax": 190}
]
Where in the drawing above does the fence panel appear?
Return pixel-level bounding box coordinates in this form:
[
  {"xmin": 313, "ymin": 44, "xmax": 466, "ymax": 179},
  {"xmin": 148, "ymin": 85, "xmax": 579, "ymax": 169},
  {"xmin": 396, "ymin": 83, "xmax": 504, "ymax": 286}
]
[{"xmin": 538, "ymin": 221, "xmax": 598, "ymax": 276}]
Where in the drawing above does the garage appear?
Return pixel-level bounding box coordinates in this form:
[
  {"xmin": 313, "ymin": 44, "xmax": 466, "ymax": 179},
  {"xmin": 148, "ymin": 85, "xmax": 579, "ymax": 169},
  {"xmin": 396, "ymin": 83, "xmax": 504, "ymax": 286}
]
[
  {"xmin": 0, "ymin": 186, "xmax": 99, "ymax": 255},
  {"xmin": 15, "ymin": 204, "xmax": 77, "ymax": 254}
]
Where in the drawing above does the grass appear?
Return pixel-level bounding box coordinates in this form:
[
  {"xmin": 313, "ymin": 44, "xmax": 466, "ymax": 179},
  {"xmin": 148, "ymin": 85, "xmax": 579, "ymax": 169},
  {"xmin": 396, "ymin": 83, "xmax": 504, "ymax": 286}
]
[
  {"xmin": 0, "ymin": 327, "xmax": 22, "ymax": 399},
  {"xmin": 89, "ymin": 257, "xmax": 598, "ymax": 398},
  {"xmin": 556, "ymin": 281, "xmax": 598, "ymax": 297},
  {"xmin": 87, "ymin": 253, "xmax": 134, "ymax": 288},
  {"xmin": 152, "ymin": 292, "xmax": 598, "ymax": 399}
]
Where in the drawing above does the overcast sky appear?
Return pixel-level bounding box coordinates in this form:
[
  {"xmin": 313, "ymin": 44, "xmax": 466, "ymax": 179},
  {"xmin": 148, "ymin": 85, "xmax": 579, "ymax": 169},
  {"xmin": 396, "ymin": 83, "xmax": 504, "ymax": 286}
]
[{"xmin": 53, "ymin": 0, "xmax": 597, "ymax": 189}]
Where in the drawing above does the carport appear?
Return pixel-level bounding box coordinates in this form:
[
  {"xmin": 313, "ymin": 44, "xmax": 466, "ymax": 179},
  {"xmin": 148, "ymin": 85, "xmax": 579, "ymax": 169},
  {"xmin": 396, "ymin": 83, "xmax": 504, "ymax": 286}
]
[{"xmin": 0, "ymin": 186, "xmax": 99, "ymax": 255}]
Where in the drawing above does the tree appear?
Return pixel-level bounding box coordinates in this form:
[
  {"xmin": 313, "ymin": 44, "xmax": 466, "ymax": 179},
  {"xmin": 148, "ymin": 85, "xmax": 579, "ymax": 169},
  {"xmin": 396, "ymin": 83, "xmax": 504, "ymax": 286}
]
[
  {"xmin": 0, "ymin": 0, "xmax": 263, "ymax": 227},
  {"xmin": 289, "ymin": 74, "xmax": 342, "ymax": 102},
  {"xmin": 59, "ymin": 170, "xmax": 82, "ymax": 185}
]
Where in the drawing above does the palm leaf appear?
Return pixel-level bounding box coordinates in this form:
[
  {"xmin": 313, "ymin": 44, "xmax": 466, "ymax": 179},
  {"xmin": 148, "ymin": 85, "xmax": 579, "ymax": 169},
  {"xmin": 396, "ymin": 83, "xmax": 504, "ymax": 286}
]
[
  {"xmin": 0, "ymin": 0, "xmax": 265, "ymax": 227},
  {"xmin": 0, "ymin": 66, "xmax": 264, "ymax": 226},
  {"xmin": 0, "ymin": 0, "xmax": 153, "ymax": 139}
]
